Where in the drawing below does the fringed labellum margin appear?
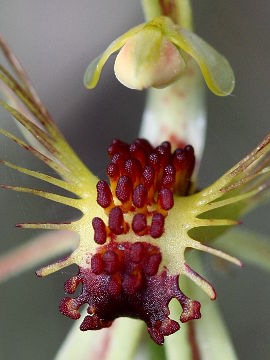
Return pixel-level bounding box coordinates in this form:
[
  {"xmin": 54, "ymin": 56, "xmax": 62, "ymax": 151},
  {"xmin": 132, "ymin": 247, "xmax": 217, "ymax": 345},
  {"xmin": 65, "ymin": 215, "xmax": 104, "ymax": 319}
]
[
  {"xmin": 0, "ymin": 33, "xmax": 269, "ymax": 348},
  {"xmin": 57, "ymin": 139, "xmax": 239, "ymax": 344}
]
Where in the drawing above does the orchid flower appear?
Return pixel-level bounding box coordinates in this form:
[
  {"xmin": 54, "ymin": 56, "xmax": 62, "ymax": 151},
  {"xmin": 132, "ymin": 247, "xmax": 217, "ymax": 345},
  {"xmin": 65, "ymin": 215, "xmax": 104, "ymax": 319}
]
[
  {"xmin": 0, "ymin": 30, "xmax": 269, "ymax": 349},
  {"xmin": 0, "ymin": 1, "xmax": 270, "ymax": 359}
]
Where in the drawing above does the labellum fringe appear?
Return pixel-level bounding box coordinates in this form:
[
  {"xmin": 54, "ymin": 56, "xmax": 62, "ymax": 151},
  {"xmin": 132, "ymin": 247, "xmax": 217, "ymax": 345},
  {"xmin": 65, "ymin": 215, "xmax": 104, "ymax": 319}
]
[{"xmin": 0, "ymin": 34, "xmax": 269, "ymax": 345}]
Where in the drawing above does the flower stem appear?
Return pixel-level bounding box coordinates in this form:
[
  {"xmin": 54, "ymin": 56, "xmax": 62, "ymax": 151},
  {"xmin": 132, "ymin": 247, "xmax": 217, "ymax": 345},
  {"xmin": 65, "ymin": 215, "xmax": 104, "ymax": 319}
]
[
  {"xmin": 141, "ymin": 0, "xmax": 162, "ymax": 20},
  {"xmin": 176, "ymin": 0, "xmax": 193, "ymax": 30},
  {"xmin": 139, "ymin": 62, "xmax": 206, "ymax": 166},
  {"xmin": 141, "ymin": 0, "xmax": 193, "ymax": 29}
]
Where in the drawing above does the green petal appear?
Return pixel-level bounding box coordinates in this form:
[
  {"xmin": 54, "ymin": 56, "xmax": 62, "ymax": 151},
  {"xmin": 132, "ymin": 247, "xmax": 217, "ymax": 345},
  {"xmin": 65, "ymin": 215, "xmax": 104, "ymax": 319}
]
[
  {"xmin": 167, "ymin": 26, "xmax": 235, "ymax": 96},
  {"xmin": 55, "ymin": 311, "xmax": 143, "ymax": 360},
  {"xmin": 84, "ymin": 23, "xmax": 145, "ymax": 89},
  {"xmin": 190, "ymin": 255, "xmax": 238, "ymax": 360},
  {"xmin": 148, "ymin": 340, "xmax": 166, "ymax": 360},
  {"xmin": 194, "ymin": 298, "xmax": 238, "ymax": 360},
  {"xmin": 0, "ymin": 231, "xmax": 77, "ymax": 284},
  {"xmin": 215, "ymin": 228, "xmax": 270, "ymax": 272}
]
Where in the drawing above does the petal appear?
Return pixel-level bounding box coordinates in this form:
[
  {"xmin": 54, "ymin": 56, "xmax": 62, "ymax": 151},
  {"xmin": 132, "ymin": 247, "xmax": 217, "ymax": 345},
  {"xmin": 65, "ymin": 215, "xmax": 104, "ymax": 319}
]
[
  {"xmin": 55, "ymin": 310, "xmax": 143, "ymax": 360},
  {"xmin": 167, "ymin": 26, "xmax": 235, "ymax": 96},
  {"xmin": 0, "ymin": 230, "xmax": 77, "ymax": 283},
  {"xmin": 84, "ymin": 23, "xmax": 145, "ymax": 89},
  {"xmin": 215, "ymin": 228, "xmax": 270, "ymax": 272},
  {"xmin": 0, "ymin": 37, "xmax": 98, "ymax": 193},
  {"xmin": 190, "ymin": 255, "xmax": 238, "ymax": 360},
  {"xmin": 194, "ymin": 295, "xmax": 238, "ymax": 360},
  {"xmin": 187, "ymin": 133, "xmax": 270, "ymax": 244}
]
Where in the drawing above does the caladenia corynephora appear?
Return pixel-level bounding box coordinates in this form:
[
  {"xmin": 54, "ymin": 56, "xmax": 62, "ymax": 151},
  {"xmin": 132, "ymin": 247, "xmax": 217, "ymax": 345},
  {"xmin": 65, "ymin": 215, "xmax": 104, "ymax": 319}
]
[
  {"xmin": 0, "ymin": 2, "xmax": 269, "ymax": 360},
  {"xmin": 0, "ymin": 22, "xmax": 270, "ymax": 354}
]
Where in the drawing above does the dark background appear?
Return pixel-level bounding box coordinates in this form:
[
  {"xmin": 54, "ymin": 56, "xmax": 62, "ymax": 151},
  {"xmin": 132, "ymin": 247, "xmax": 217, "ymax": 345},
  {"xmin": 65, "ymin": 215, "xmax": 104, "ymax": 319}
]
[{"xmin": 0, "ymin": 1, "xmax": 269, "ymax": 359}]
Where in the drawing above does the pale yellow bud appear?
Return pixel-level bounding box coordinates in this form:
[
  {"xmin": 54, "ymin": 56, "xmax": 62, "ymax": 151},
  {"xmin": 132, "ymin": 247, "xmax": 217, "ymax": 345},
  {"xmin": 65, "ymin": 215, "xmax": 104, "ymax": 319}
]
[{"xmin": 114, "ymin": 34, "xmax": 185, "ymax": 90}]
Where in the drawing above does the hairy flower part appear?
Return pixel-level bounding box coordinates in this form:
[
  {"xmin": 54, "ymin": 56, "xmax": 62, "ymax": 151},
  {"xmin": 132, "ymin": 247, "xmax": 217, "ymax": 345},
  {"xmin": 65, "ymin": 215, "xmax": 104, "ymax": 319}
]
[
  {"xmin": 84, "ymin": 16, "xmax": 235, "ymax": 96},
  {"xmin": 59, "ymin": 139, "xmax": 203, "ymax": 344},
  {"xmin": 0, "ymin": 34, "xmax": 270, "ymax": 345}
]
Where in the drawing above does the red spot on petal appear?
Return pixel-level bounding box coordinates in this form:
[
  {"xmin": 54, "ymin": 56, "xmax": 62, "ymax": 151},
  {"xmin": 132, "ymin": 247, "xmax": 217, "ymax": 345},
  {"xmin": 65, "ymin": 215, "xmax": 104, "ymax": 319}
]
[
  {"xmin": 124, "ymin": 159, "xmax": 142, "ymax": 183},
  {"xmin": 108, "ymin": 275, "xmax": 122, "ymax": 296},
  {"xmin": 130, "ymin": 242, "xmax": 145, "ymax": 263},
  {"xmin": 91, "ymin": 254, "xmax": 103, "ymax": 275},
  {"xmin": 148, "ymin": 152, "xmax": 160, "ymax": 172},
  {"xmin": 108, "ymin": 207, "xmax": 125, "ymax": 235},
  {"xmin": 80, "ymin": 314, "xmax": 112, "ymax": 331},
  {"xmin": 158, "ymin": 188, "xmax": 174, "ymax": 211},
  {"xmin": 144, "ymin": 253, "xmax": 162, "ymax": 276},
  {"xmin": 161, "ymin": 164, "xmax": 176, "ymax": 190},
  {"xmin": 107, "ymin": 139, "xmax": 129, "ymax": 159},
  {"xmin": 134, "ymin": 138, "xmax": 153, "ymax": 154},
  {"xmin": 64, "ymin": 275, "xmax": 81, "ymax": 294},
  {"xmin": 111, "ymin": 153, "xmax": 127, "ymax": 174},
  {"xmin": 129, "ymin": 142, "xmax": 147, "ymax": 167},
  {"xmin": 173, "ymin": 145, "xmax": 195, "ymax": 195},
  {"xmin": 132, "ymin": 184, "xmax": 148, "ymax": 208},
  {"xmin": 96, "ymin": 180, "xmax": 112, "ymax": 209},
  {"xmin": 122, "ymin": 272, "xmax": 143, "ymax": 294},
  {"xmin": 150, "ymin": 213, "xmax": 165, "ymax": 238},
  {"xmin": 115, "ymin": 175, "xmax": 133, "ymax": 203},
  {"xmin": 132, "ymin": 213, "xmax": 147, "ymax": 235},
  {"xmin": 107, "ymin": 163, "xmax": 120, "ymax": 181},
  {"xmin": 102, "ymin": 250, "xmax": 119, "ymax": 274},
  {"xmin": 156, "ymin": 143, "xmax": 171, "ymax": 168},
  {"xmin": 92, "ymin": 217, "xmax": 107, "ymax": 244},
  {"xmin": 59, "ymin": 298, "xmax": 80, "ymax": 320}
]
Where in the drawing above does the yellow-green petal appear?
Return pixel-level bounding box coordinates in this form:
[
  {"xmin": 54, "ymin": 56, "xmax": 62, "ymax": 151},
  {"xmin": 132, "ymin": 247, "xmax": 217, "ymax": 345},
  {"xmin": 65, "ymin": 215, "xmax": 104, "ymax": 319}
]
[
  {"xmin": 84, "ymin": 23, "xmax": 145, "ymax": 89},
  {"xmin": 191, "ymin": 255, "xmax": 238, "ymax": 360},
  {"xmin": 167, "ymin": 26, "xmax": 235, "ymax": 96}
]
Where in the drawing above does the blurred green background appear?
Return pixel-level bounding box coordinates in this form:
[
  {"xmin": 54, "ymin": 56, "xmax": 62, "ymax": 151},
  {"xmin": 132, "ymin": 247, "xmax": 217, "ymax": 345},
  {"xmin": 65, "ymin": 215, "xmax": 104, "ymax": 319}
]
[{"xmin": 0, "ymin": 1, "xmax": 269, "ymax": 359}]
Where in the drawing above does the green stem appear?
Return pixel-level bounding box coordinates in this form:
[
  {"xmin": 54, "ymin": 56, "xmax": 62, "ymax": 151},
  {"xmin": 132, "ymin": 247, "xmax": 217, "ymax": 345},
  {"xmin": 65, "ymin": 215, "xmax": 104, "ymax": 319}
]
[
  {"xmin": 141, "ymin": 0, "xmax": 193, "ymax": 30},
  {"xmin": 141, "ymin": 0, "xmax": 162, "ymax": 20},
  {"xmin": 139, "ymin": 62, "xmax": 206, "ymax": 168},
  {"xmin": 176, "ymin": 0, "xmax": 193, "ymax": 30}
]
